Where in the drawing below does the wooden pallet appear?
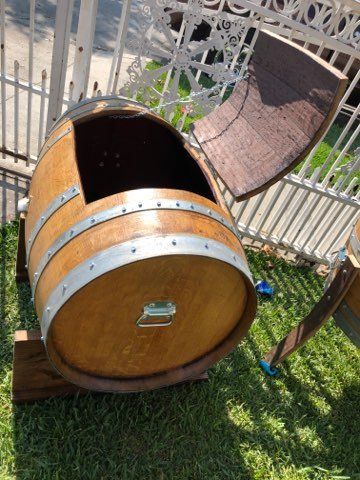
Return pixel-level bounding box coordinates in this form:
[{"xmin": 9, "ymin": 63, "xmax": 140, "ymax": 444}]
[{"xmin": 12, "ymin": 329, "xmax": 209, "ymax": 404}]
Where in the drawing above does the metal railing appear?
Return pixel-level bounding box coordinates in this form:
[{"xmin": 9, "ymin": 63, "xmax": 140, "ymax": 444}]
[{"xmin": 0, "ymin": 0, "xmax": 359, "ymax": 264}]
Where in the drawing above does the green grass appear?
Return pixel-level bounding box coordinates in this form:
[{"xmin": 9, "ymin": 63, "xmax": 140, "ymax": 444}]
[
  {"xmin": 139, "ymin": 61, "xmax": 360, "ymax": 187},
  {"xmin": 294, "ymin": 123, "xmax": 360, "ymax": 184},
  {"xmin": 131, "ymin": 61, "xmax": 232, "ymax": 133},
  {"xmin": 1, "ymin": 221, "xmax": 359, "ymax": 479}
]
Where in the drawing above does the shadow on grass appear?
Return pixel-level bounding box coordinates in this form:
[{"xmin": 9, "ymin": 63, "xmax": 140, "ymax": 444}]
[
  {"xmin": 1, "ymin": 223, "xmax": 358, "ymax": 479},
  {"xmin": 10, "ymin": 343, "xmax": 360, "ymax": 480}
]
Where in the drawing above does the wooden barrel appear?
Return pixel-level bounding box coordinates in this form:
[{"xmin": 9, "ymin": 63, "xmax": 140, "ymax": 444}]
[
  {"xmin": 331, "ymin": 219, "xmax": 360, "ymax": 346},
  {"xmin": 25, "ymin": 97, "xmax": 257, "ymax": 392}
]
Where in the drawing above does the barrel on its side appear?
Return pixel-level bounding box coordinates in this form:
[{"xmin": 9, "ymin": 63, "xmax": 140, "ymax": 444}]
[
  {"xmin": 25, "ymin": 97, "xmax": 257, "ymax": 392},
  {"xmin": 333, "ymin": 219, "xmax": 360, "ymax": 346}
]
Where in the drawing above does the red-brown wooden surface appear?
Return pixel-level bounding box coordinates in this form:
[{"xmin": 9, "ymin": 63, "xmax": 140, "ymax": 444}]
[{"xmin": 192, "ymin": 30, "xmax": 348, "ymax": 201}]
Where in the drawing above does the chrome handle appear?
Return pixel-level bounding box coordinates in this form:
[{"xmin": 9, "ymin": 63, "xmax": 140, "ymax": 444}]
[{"xmin": 136, "ymin": 301, "xmax": 176, "ymax": 328}]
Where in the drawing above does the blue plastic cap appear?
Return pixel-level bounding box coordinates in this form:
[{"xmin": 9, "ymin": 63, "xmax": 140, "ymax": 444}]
[
  {"xmin": 255, "ymin": 280, "xmax": 274, "ymax": 296},
  {"xmin": 259, "ymin": 360, "xmax": 279, "ymax": 376}
]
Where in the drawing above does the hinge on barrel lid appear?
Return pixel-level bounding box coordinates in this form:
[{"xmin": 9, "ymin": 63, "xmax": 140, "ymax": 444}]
[{"xmin": 136, "ymin": 301, "xmax": 176, "ymax": 328}]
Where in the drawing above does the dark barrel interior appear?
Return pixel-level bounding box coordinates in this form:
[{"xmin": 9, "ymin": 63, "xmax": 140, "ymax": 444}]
[{"xmin": 74, "ymin": 114, "xmax": 215, "ymax": 203}]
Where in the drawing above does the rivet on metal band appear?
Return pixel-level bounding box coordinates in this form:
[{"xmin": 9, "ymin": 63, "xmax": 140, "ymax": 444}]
[
  {"xmin": 40, "ymin": 234, "xmax": 253, "ymax": 341},
  {"xmin": 31, "ymin": 198, "xmax": 240, "ymax": 295},
  {"xmin": 26, "ymin": 185, "xmax": 80, "ymax": 260}
]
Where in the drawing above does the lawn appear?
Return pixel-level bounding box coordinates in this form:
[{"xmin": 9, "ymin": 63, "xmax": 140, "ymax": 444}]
[{"xmin": 0, "ymin": 221, "xmax": 359, "ymax": 480}]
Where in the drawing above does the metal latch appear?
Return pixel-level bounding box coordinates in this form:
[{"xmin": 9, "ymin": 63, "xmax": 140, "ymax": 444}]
[{"xmin": 136, "ymin": 301, "xmax": 176, "ymax": 328}]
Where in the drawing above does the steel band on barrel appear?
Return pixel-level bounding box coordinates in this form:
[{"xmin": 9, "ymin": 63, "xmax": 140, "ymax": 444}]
[
  {"xmin": 31, "ymin": 198, "xmax": 240, "ymax": 295},
  {"xmin": 26, "ymin": 185, "xmax": 80, "ymax": 260},
  {"xmin": 40, "ymin": 234, "xmax": 253, "ymax": 340}
]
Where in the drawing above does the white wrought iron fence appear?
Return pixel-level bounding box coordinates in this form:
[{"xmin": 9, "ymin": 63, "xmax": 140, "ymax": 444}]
[{"xmin": 0, "ymin": 0, "xmax": 359, "ymax": 264}]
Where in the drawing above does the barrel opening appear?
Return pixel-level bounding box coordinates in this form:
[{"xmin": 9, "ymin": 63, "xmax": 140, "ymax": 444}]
[{"xmin": 74, "ymin": 114, "xmax": 216, "ymax": 204}]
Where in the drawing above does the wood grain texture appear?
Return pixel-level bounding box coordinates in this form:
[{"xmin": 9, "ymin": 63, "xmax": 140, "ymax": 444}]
[
  {"xmin": 25, "ymin": 120, "xmax": 78, "ymax": 236},
  {"xmin": 192, "ymin": 30, "xmax": 348, "ymax": 201},
  {"xmin": 25, "ymin": 99, "xmax": 257, "ymax": 392},
  {"xmin": 47, "ymin": 255, "xmax": 247, "ymax": 387},
  {"xmin": 12, "ymin": 330, "xmax": 86, "ymax": 404},
  {"xmin": 12, "ymin": 330, "xmax": 209, "ymax": 404}
]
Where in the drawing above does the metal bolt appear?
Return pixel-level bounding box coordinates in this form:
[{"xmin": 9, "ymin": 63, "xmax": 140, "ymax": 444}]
[
  {"xmin": 157, "ymin": 201, "xmax": 161, "ymax": 207},
  {"xmin": 343, "ymin": 270, "xmax": 347, "ymax": 274},
  {"xmin": 233, "ymin": 256, "xmax": 237, "ymax": 261},
  {"xmin": 70, "ymin": 229, "xmax": 75, "ymax": 237},
  {"xmin": 91, "ymin": 217, "xmax": 96, "ymax": 224},
  {"xmin": 172, "ymin": 239, "xmax": 177, "ymax": 246},
  {"xmin": 131, "ymin": 247, "xmax": 136, "ymax": 253},
  {"xmin": 176, "ymin": 201, "xmax": 180, "ymax": 207},
  {"xmin": 30, "ymin": 297, "xmax": 34, "ymax": 303},
  {"xmin": 28, "ymin": 239, "xmax": 31, "ymax": 243},
  {"xmin": 221, "ymin": 218, "xmax": 225, "ymax": 223},
  {"xmin": 60, "ymin": 195, "xmax": 66, "ymax": 202},
  {"xmin": 208, "ymin": 210, "xmax": 212, "ymax": 215},
  {"xmin": 122, "ymin": 207, "xmax": 126, "ymax": 213},
  {"xmin": 40, "ymin": 336, "xmax": 44, "ymax": 342},
  {"xmin": 89, "ymin": 262, "xmax": 95, "ymax": 270},
  {"xmin": 34, "ymin": 272, "xmax": 38, "ymax": 277},
  {"xmin": 205, "ymin": 243, "xmax": 209, "ymax": 249},
  {"xmin": 138, "ymin": 202, "xmax": 143, "ymax": 208},
  {"xmin": 41, "ymin": 216, "xmax": 45, "ymax": 221},
  {"xmin": 190, "ymin": 204, "xmax": 194, "ymax": 210},
  {"xmin": 47, "ymin": 251, "xmax": 51, "ymax": 258},
  {"xmin": 62, "ymin": 284, "xmax": 67, "ymax": 295},
  {"xmin": 72, "ymin": 186, "xmax": 77, "ymax": 193},
  {"xmin": 25, "ymin": 264, "xmax": 28, "ymax": 269},
  {"xmin": 327, "ymin": 295, "xmax": 331, "ymax": 301},
  {"xmin": 46, "ymin": 307, "xmax": 50, "ymax": 312}
]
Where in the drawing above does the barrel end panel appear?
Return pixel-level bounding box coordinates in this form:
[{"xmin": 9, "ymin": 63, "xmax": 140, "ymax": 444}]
[{"xmin": 42, "ymin": 250, "xmax": 256, "ymax": 393}]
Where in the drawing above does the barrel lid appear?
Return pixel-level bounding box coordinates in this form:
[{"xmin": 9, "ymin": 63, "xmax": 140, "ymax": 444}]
[{"xmin": 191, "ymin": 30, "xmax": 348, "ymax": 201}]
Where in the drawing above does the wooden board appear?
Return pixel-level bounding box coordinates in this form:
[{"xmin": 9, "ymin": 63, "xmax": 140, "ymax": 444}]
[
  {"xmin": 12, "ymin": 330, "xmax": 209, "ymax": 404},
  {"xmin": 262, "ymin": 255, "xmax": 358, "ymax": 368},
  {"xmin": 192, "ymin": 30, "xmax": 348, "ymax": 201}
]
